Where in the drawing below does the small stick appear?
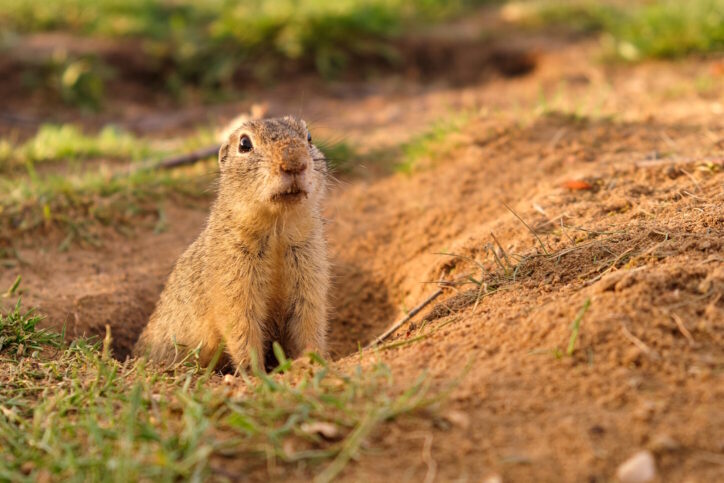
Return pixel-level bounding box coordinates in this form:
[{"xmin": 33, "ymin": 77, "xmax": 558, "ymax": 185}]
[
  {"xmin": 472, "ymin": 282, "xmax": 487, "ymax": 314},
  {"xmin": 488, "ymin": 246, "xmax": 507, "ymax": 275},
  {"xmin": 560, "ymin": 218, "xmax": 575, "ymax": 245},
  {"xmin": 102, "ymin": 324, "xmax": 113, "ymax": 361},
  {"xmin": 502, "ymin": 201, "xmax": 549, "ymax": 255},
  {"xmin": 678, "ymin": 168, "xmax": 701, "ymax": 191},
  {"xmin": 140, "ymin": 144, "xmax": 221, "ymax": 171},
  {"xmin": 620, "ymin": 323, "xmax": 659, "ymax": 359},
  {"xmin": 0, "ymin": 113, "xmax": 43, "ymax": 126},
  {"xmin": 365, "ymin": 289, "xmax": 443, "ymax": 349},
  {"xmin": 671, "ymin": 313, "xmax": 695, "ymax": 346},
  {"xmin": 490, "ymin": 231, "xmax": 513, "ymax": 272},
  {"xmin": 584, "ymin": 247, "xmax": 634, "ymax": 285},
  {"xmin": 138, "ymin": 106, "xmax": 268, "ymax": 171}
]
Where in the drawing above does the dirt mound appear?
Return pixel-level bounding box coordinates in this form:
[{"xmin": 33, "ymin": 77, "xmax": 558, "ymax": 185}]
[
  {"xmin": 328, "ymin": 112, "xmax": 722, "ymax": 480},
  {"xmin": 327, "ymin": 113, "xmax": 722, "ymax": 337}
]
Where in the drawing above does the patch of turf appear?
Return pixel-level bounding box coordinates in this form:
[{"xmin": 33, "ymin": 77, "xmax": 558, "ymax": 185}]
[
  {"xmin": 328, "ymin": 113, "xmax": 471, "ymax": 175},
  {"xmin": 15, "ymin": 53, "xmax": 112, "ymax": 111},
  {"xmin": 0, "ymin": 297, "xmax": 60, "ymax": 357},
  {"xmin": 0, "ymin": 297, "xmax": 435, "ymax": 481},
  {"xmin": 0, "ymin": 161, "xmax": 215, "ymax": 246},
  {"xmin": 0, "ymin": 125, "xmax": 150, "ymax": 172},
  {"xmin": 504, "ymin": 0, "xmax": 616, "ymax": 34},
  {"xmin": 508, "ymin": 0, "xmax": 724, "ymax": 60},
  {"xmin": 0, "ymin": 121, "xmax": 224, "ymax": 245},
  {"xmin": 0, "ymin": 123, "xmax": 218, "ymax": 173},
  {"xmin": 316, "ymin": 139, "xmax": 358, "ymax": 174},
  {"xmin": 396, "ymin": 113, "xmax": 470, "ymax": 174},
  {"xmin": 605, "ymin": 0, "xmax": 724, "ymax": 60}
]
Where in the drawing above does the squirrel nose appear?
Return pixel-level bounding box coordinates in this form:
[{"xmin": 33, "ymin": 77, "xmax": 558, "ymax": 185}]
[{"xmin": 279, "ymin": 159, "xmax": 307, "ymax": 175}]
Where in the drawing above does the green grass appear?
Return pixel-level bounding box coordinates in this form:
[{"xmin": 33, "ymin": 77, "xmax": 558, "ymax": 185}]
[
  {"xmin": 605, "ymin": 0, "xmax": 724, "ymax": 60},
  {"xmin": 0, "ymin": 123, "xmax": 218, "ymax": 173},
  {"xmin": 1, "ymin": 0, "xmax": 490, "ymax": 106},
  {"xmin": 315, "ymin": 139, "xmax": 358, "ymax": 174},
  {"xmin": 510, "ymin": 0, "xmax": 724, "ymax": 60},
  {"xmin": 0, "ymin": 161, "xmax": 214, "ymax": 247},
  {"xmin": 0, "ymin": 296, "xmax": 61, "ymax": 356},
  {"xmin": 566, "ymin": 298, "xmax": 591, "ymax": 356},
  {"xmin": 9, "ymin": 52, "xmax": 111, "ymax": 110},
  {"xmin": 505, "ymin": 0, "xmax": 616, "ymax": 34},
  {"xmin": 396, "ymin": 113, "xmax": 470, "ymax": 174},
  {"xmin": 0, "ymin": 124, "xmax": 216, "ymax": 246},
  {"xmin": 0, "ymin": 295, "xmax": 436, "ymax": 481},
  {"xmin": 0, "ymin": 125, "xmax": 150, "ymax": 172},
  {"xmin": 317, "ymin": 114, "xmax": 470, "ymax": 176}
]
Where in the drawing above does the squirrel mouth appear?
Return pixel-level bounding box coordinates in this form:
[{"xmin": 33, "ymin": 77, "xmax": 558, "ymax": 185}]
[{"xmin": 271, "ymin": 185, "xmax": 307, "ymax": 203}]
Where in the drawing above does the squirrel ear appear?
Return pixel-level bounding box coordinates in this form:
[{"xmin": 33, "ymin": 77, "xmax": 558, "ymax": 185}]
[{"xmin": 218, "ymin": 142, "xmax": 229, "ymax": 166}]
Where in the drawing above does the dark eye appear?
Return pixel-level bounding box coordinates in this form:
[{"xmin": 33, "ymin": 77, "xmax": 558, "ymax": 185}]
[
  {"xmin": 307, "ymin": 131, "xmax": 312, "ymax": 144},
  {"xmin": 239, "ymin": 135, "xmax": 253, "ymax": 153}
]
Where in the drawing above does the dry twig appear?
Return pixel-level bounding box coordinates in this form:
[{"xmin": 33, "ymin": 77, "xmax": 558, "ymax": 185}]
[
  {"xmin": 620, "ymin": 323, "xmax": 659, "ymax": 359},
  {"xmin": 490, "ymin": 231, "xmax": 513, "ymax": 272},
  {"xmin": 141, "ymin": 144, "xmax": 221, "ymax": 171},
  {"xmin": 502, "ymin": 201, "xmax": 549, "ymax": 255},
  {"xmin": 365, "ymin": 289, "xmax": 443, "ymax": 349},
  {"xmin": 670, "ymin": 313, "xmax": 695, "ymax": 346}
]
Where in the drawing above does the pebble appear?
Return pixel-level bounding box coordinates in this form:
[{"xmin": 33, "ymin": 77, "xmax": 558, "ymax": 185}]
[
  {"xmin": 616, "ymin": 450, "xmax": 656, "ymax": 483},
  {"xmin": 650, "ymin": 433, "xmax": 680, "ymax": 452},
  {"xmin": 443, "ymin": 409, "xmax": 471, "ymax": 429},
  {"xmin": 300, "ymin": 421, "xmax": 341, "ymax": 440}
]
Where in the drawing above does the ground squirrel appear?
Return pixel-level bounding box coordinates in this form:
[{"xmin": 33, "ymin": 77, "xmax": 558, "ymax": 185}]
[{"xmin": 134, "ymin": 116, "xmax": 329, "ymax": 371}]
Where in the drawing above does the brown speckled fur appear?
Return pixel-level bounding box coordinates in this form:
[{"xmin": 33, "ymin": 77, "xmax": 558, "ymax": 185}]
[{"xmin": 134, "ymin": 117, "xmax": 329, "ymax": 371}]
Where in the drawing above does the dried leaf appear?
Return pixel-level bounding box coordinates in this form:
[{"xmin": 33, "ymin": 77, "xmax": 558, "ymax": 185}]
[{"xmin": 562, "ymin": 180, "xmax": 593, "ymax": 191}]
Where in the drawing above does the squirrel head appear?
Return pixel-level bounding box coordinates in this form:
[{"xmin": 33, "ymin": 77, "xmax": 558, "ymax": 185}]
[{"xmin": 217, "ymin": 116, "xmax": 327, "ymax": 217}]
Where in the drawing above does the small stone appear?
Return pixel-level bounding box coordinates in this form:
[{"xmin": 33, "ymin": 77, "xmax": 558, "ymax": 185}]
[
  {"xmin": 633, "ymin": 401, "xmax": 657, "ymax": 421},
  {"xmin": 650, "ymin": 433, "xmax": 680, "ymax": 453},
  {"xmin": 614, "ymin": 273, "xmax": 637, "ymax": 292},
  {"xmin": 282, "ymin": 439, "xmax": 296, "ymax": 458},
  {"xmin": 665, "ymin": 166, "xmax": 682, "ymax": 179},
  {"xmin": 616, "ymin": 450, "xmax": 656, "ymax": 483},
  {"xmin": 482, "ymin": 475, "xmax": 502, "ymax": 483},
  {"xmin": 443, "ymin": 409, "xmax": 471, "ymax": 429},
  {"xmin": 595, "ymin": 271, "xmax": 627, "ymax": 293},
  {"xmin": 36, "ymin": 470, "xmax": 52, "ymax": 483},
  {"xmin": 20, "ymin": 461, "xmax": 34, "ymax": 475},
  {"xmin": 300, "ymin": 421, "xmax": 341, "ymax": 441},
  {"xmin": 223, "ymin": 374, "xmax": 236, "ymax": 385}
]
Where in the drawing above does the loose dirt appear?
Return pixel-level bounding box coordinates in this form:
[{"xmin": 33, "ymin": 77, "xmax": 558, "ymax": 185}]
[{"xmin": 1, "ymin": 27, "xmax": 723, "ymax": 482}]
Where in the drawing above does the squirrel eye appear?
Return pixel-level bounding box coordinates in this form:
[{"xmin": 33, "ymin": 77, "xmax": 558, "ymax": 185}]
[
  {"xmin": 239, "ymin": 135, "xmax": 253, "ymax": 153},
  {"xmin": 307, "ymin": 131, "xmax": 312, "ymax": 143}
]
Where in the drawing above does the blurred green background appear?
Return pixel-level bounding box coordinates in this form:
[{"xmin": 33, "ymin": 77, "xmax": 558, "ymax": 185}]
[
  {"xmin": 1, "ymin": 0, "xmax": 721, "ymax": 109},
  {"xmin": 1, "ymin": 0, "xmax": 492, "ymax": 108}
]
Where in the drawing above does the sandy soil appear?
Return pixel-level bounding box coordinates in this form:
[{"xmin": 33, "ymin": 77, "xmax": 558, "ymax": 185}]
[{"xmin": 1, "ymin": 25, "xmax": 723, "ymax": 482}]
